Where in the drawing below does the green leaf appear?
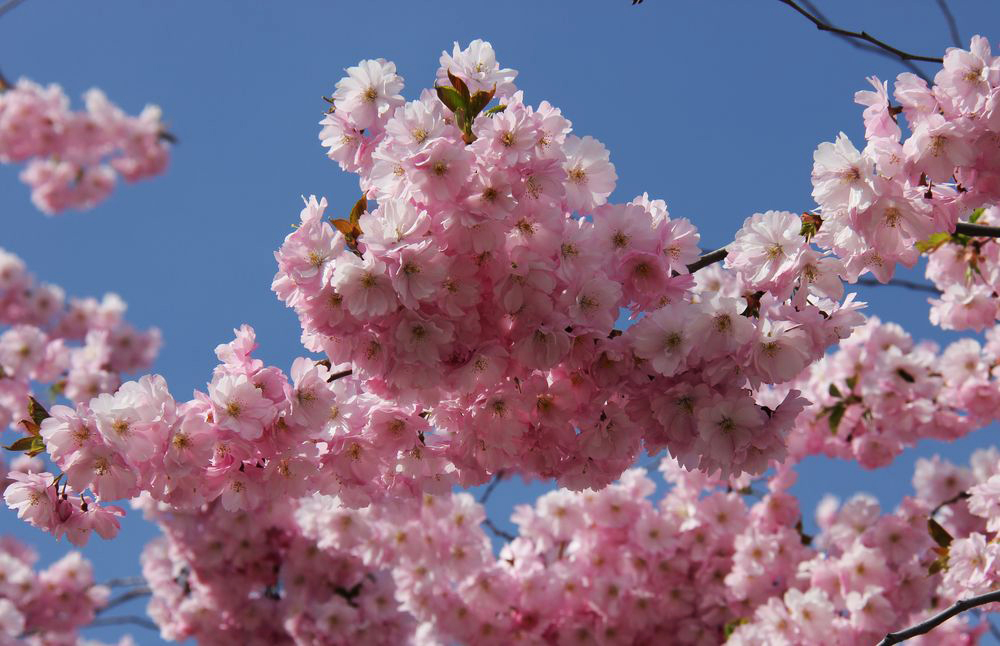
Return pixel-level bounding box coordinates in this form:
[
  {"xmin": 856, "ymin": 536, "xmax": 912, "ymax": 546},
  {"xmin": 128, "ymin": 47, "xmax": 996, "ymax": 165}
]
[
  {"xmin": 928, "ymin": 549, "xmax": 949, "ymax": 575},
  {"xmin": 723, "ymin": 618, "xmax": 748, "ymax": 638},
  {"xmin": 25, "ymin": 436, "xmax": 46, "ymax": 457},
  {"xmin": 928, "ymin": 518, "xmax": 953, "ymax": 549},
  {"xmin": 828, "ymin": 402, "xmax": 846, "ymax": 435},
  {"xmin": 969, "ymin": 207, "xmax": 985, "ymax": 223},
  {"xmin": 3, "ymin": 436, "xmax": 38, "ymax": 452},
  {"xmin": 331, "ymin": 219, "xmax": 355, "ymax": 237},
  {"xmin": 828, "ymin": 383, "xmax": 842, "ymax": 398},
  {"xmin": 468, "ymin": 86, "xmax": 496, "ymax": 118},
  {"xmin": 485, "ymin": 104, "xmax": 507, "ymax": 117},
  {"xmin": 27, "ymin": 397, "xmax": 50, "ymax": 428},
  {"xmin": 915, "ymin": 232, "xmax": 953, "ymax": 253},
  {"xmin": 845, "ymin": 375, "xmax": 858, "ymax": 392},
  {"xmin": 434, "ymin": 85, "xmax": 466, "ymax": 113},
  {"xmin": 348, "ymin": 193, "xmax": 368, "ymax": 227},
  {"xmin": 446, "ymin": 70, "xmax": 470, "ymax": 103}
]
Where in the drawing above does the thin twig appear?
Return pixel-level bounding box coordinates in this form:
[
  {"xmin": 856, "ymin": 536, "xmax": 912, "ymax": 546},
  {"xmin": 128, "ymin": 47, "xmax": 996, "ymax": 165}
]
[
  {"xmin": 478, "ymin": 470, "xmax": 506, "ymax": 505},
  {"xmin": 86, "ymin": 615, "xmax": 159, "ymax": 632},
  {"xmin": 930, "ymin": 491, "xmax": 970, "ymax": 517},
  {"xmin": 934, "ymin": 0, "xmax": 962, "ymax": 48},
  {"xmin": 686, "ymin": 247, "xmax": 728, "ymax": 273},
  {"xmin": 0, "ymin": 0, "xmax": 26, "ymax": 19},
  {"xmin": 328, "ymin": 368, "xmax": 353, "ymax": 382},
  {"xmin": 877, "ymin": 589, "xmax": 1000, "ymax": 645},
  {"xmin": 97, "ymin": 587, "xmax": 151, "ymax": 613},
  {"xmin": 796, "ymin": 0, "xmax": 931, "ymax": 82},
  {"xmin": 103, "ymin": 576, "xmax": 146, "ymax": 588},
  {"xmin": 955, "ymin": 221, "xmax": 1000, "ymax": 238},
  {"xmin": 482, "ymin": 517, "xmax": 516, "ymax": 542},
  {"xmin": 776, "ymin": 0, "xmax": 943, "ymax": 64},
  {"xmin": 857, "ymin": 277, "xmax": 941, "ymax": 295}
]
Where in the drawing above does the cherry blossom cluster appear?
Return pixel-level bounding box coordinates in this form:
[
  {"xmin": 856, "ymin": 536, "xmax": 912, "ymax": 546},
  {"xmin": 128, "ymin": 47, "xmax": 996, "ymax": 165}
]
[
  {"xmin": 136, "ymin": 495, "xmax": 414, "ymax": 645},
  {"xmin": 0, "ymin": 77, "xmax": 170, "ymax": 214},
  {"xmin": 773, "ymin": 315, "xmax": 1000, "ymax": 468},
  {"xmin": 0, "ymin": 247, "xmax": 161, "ymax": 430},
  {"xmin": 728, "ymin": 447, "xmax": 1000, "ymax": 644},
  {"xmin": 0, "ymin": 531, "xmax": 111, "ymax": 644},
  {"xmin": 923, "ymin": 205, "xmax": 1000, "ymax": 331},
  {"xmin": 274, "ymin": 40, "xmax": 866, "ymax": 494},
  {"xmin": 808, "ymin": 36, "xmax": 1000, "ymax": 285},
  {"xmin": 0, "ymin": 246, "xmax": 160, "ymax": 545},
  {"xmin": 287, "ymin": 452, "xmax": 991, "ymax": 645}
]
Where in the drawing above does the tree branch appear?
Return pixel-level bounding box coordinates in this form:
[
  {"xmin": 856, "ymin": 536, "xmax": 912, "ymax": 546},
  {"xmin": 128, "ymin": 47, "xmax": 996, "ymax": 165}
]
[
  {"xmin": 478, "ymin": 470, "xmax": 506, "ymax": 504},
  {"xmin": 857, "ymin": 277, "xmax": 941, "ymax": 295},
  {"xmin": 934, "ymin": 0, "xmax": 962, "ymax": 48},
  {"xmin": 482, "ymin": 517, "xmax": 516, "ymax": 542},
  {"xmin": 877, "ymin": 590, "xmax": 1000, "ymax": 645},
  {"xmin": 86, "ymin": 615, "xmax": 160, "ymax": 632},
  {"xmin": 795, "ymin": 0, "xmax": 932, "ymax": 82},
  {"xmin": 0, "ymin": 0, "xmax": 26, "ymax": 19},
  {"xmin": 776, "ymin": 0, "xmax": 943, "ymax": 64},
  {"xmin": 97, "ymin": 587, "xmax": 151, "ymax": 613},
  {"xmin": 328, "ymin": 368, "xmax": 353, "ymax": 382},
  {"xmin": 955, "ymin": 221, "xmax": 1000, "ymax": 238},
  {"xmin": 103, "ymin": 576, "xmax": 147, "ymax": 588},
  {"xmin": 682, "ymin": 220, "xmax": 1000, "ymax": 276},
  {"xmin": 930, "ymin": 490, "xmax": 970, "ymax": 517},
  {"xmin": 686, "ymin": 247, "xmax": 728, "ymax": 273}
]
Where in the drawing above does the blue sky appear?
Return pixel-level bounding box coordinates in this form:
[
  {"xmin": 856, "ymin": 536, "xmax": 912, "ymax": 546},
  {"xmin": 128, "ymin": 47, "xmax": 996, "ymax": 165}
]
[{"xmin": 4, "ymin": 1, "xmax": 1000, "ymax": 643}]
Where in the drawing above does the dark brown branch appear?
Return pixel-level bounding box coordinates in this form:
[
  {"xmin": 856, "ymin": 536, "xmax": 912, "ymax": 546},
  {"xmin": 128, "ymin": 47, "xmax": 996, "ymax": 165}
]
[
  {"xmin": 955, "ymin": 221, "xmax": 1000, "ymax": 238},
  {"xmin": 482, "ymin": 517, "xmax": 516, "ymax": 542},
  {"xmin": 686, "ymin": 247, "xmax": 728, "ymax": 273},
  {"xmin": 478, "ymin": 470, "xmax": 506, "ymax": 504},
  {"xmin": 877, "ymin": 590, "xmax": 1000, "ymax": 645},
  {"xmin": 86, "ymin": 615, "xmax": 159, "ymax": 632},
  {"xmin": 934, "ymin": 0, "xmax": 962, "ymax": 48},
  {"xmin": 796, "ymin": 0, "xmax": 931, "ymax": 82},
  {"xmin": 776, "ymin": 0, "xmax": 943, "ymax": 64},
  {"xmin": 857, "ymin": 277, "xmax": 941, "ymax": 295}
]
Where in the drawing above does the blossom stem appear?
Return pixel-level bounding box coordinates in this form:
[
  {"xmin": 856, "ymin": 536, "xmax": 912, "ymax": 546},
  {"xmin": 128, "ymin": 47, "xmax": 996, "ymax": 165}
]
[
  {"xmin": 776, "ymin": 0, "xmax": 944, "ymax": 64},
  {"xmin": 877, "ymin": 589, "xmax": 1000, "ymax": 645}
]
